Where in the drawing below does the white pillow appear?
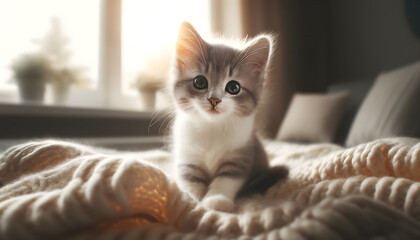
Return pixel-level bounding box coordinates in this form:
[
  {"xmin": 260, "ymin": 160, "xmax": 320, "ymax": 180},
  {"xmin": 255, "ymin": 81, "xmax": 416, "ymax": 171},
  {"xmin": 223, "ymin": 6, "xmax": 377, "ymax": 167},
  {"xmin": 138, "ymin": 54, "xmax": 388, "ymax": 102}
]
[
  {"xmin": 276, "ymin": 91, "xmax": 350, "ymax": 143},
  {"xmin": 345, "ymin": 61, "xmax": 420, "ymax": 147}
]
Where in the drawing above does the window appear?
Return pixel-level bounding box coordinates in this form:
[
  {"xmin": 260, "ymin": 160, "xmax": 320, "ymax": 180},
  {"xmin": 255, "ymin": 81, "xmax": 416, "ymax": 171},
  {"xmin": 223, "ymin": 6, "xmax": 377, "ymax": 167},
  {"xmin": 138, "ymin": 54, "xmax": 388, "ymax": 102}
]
[
  {"xmin": 0, "ymin": 0, "xmax": 214, "ymax": 111},
  {"xmin": 0, "ymin": 0, "xmax": 99, "ymax": 104},
  {"xmin": 121, "ymin": 0, "xmax": 211, "ymax": 110}
]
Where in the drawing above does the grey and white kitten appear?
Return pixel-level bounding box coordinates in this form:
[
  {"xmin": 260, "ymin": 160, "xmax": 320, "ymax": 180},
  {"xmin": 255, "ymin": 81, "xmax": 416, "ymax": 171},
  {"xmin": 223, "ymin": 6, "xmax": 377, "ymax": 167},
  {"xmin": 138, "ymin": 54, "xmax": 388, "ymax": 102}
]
[{"xmin": 170, "ymin": 22, "xmax": 287, "ymax": 212}]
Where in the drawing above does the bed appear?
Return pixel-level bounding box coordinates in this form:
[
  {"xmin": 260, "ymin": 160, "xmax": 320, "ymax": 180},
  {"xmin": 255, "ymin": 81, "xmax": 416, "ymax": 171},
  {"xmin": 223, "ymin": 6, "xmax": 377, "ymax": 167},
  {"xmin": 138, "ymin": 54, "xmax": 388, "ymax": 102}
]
[
  {"xmin": 1, "ymin": 138, "xmax": 420, "ymax": 239},
  {"xmin": 0, "ymin": 61, "xmax": 419, "ymax": 239}
]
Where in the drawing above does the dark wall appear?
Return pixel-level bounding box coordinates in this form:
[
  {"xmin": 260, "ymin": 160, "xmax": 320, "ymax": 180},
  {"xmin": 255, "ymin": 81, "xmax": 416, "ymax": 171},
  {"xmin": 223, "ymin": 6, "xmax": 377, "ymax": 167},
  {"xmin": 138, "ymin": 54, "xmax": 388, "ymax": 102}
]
[
  {"xmin": 241, "ymin": 0, "xmax": 330, "ymax": 138},
  {"xmin": 241, "ymin": 0, "xmax": 420, "ymax": 138},
  {"xmin": 329, "ymin": 0, "xmax": 420, "ymax": 83}
]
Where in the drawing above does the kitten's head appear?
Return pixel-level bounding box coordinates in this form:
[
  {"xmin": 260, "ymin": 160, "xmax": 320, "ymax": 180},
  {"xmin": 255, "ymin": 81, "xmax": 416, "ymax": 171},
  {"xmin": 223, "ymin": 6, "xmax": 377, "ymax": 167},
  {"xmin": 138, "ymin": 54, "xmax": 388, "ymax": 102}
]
[{"xmin": 171, "ymin": 22, "xmax": 273, "ymax": 121}]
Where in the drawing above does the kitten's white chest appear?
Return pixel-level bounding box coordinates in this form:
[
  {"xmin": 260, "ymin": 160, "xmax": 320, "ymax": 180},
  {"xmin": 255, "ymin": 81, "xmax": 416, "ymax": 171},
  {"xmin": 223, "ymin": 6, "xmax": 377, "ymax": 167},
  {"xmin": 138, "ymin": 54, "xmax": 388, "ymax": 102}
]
[{"xmin": 173, "ymin": 113, "xmax": 254, "ymax": 174}]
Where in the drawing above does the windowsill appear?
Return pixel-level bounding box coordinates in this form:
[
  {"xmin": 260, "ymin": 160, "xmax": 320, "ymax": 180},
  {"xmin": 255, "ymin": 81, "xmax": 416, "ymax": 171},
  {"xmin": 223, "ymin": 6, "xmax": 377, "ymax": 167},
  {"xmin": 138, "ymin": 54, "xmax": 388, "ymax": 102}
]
[
  {"xmin": 0, "ymin": 102, "xmax": 168, "ymax": 150},
  {"xmin": 0, "ymin": 82, "xmax": 154, "ymax": 115},
  {"xmin": 0, "ymin": 102, "xmax": 152, "ymax": 119},
  {"xmin": 0, "ymin": 102, "xmax": 173, "ymax": 139}
]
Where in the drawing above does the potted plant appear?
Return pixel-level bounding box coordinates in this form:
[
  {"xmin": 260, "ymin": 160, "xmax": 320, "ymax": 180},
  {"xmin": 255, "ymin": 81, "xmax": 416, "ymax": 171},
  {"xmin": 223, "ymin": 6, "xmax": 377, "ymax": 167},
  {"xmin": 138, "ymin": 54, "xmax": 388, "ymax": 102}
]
[
  {"xmin": 132, "ymin": 73, "xmax": 166, "ymax": 111},
  {"xmin": 49, "ymin": 67, "xmax": 89, "ymax": 105},
  {"xmin": 131, "ymin": 47, "xmax": 172, "ymax": 111},
  {"xmin": 34, "ymin": 17, "xmax": 91, "ymax": 105},
  {"xmin": 11, "ymin": 53, "xmax": 53, "ymax": 103}
]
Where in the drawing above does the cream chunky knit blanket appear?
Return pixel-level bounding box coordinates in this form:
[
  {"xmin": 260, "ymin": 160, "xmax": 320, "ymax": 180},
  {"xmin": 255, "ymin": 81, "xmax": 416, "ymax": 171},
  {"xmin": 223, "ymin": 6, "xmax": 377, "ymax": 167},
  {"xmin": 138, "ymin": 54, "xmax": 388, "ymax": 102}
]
[{"xmin": 0, "ymin": 138, "xmax": 420, "ymax": 239}]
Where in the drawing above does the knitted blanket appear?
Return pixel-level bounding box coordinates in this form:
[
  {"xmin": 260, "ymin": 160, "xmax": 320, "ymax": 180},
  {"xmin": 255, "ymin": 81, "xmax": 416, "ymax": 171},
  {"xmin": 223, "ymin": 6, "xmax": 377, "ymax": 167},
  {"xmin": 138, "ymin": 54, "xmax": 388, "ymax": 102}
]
[{"xmin": 0, "ymin": 138, "xmax": 419, "ymax": 239}]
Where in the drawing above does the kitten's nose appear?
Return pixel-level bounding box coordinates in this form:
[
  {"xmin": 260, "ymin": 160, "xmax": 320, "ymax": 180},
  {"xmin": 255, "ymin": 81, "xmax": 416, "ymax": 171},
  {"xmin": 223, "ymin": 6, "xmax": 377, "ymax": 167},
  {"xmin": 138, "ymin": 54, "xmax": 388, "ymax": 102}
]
[{"xmin": 208, "ymin": 98, "xmax": 221, "ymax": 107}]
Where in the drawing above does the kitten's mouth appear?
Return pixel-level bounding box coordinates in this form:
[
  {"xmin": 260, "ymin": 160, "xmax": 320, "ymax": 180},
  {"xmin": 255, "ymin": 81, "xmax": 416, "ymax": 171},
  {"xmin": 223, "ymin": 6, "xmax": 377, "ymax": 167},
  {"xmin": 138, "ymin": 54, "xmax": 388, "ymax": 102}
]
[{"xmin": 208, "ymin": 107, "xmax": 220, "ymax": 114}]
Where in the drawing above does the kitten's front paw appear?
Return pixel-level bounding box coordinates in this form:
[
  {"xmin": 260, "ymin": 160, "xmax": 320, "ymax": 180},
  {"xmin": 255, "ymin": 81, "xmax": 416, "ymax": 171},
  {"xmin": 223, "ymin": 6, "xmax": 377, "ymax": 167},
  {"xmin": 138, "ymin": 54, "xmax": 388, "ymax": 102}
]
[{"xmin": 202, "ymin": 195, "xmax": 235, "ymax": 212}]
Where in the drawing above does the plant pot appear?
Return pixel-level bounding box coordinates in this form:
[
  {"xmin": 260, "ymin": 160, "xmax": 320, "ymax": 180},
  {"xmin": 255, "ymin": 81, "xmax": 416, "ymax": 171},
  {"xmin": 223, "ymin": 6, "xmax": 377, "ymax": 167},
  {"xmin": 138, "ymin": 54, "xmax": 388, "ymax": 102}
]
[
  {"xmin": 52, "ymin": 82, "xmax": 70, "ymax": 105},
  {"xmin": 16, "ymin": 77, "xmax": 46, "ymax": 103},
  {"xmin": 139, "ymin": 89, "xmax": 156, "ymax": 111}
]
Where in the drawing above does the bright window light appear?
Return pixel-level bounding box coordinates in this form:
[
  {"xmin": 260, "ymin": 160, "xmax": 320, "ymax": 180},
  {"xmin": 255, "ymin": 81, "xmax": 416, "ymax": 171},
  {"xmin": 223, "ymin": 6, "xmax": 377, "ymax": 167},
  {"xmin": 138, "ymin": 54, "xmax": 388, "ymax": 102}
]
[
  {"xmin": 121, "ymin": 0, "xmax": 211, "ymax": 101},
  {"xmin": 0, "ymin": 0, "xmax": 100, "ymax": 90}
]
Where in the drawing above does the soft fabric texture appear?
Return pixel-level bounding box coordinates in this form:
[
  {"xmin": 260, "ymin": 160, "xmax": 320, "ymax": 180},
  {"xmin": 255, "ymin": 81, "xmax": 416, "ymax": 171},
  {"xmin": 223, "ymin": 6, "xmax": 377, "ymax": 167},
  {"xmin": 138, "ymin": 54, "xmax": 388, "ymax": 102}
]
[
  {"xmin": 1, "ymin": 138, "xmax": 420, "ymax": 239},
  {"xmin": 346, "ymin": 61, "xmax": 420, "ymax": 147},
  {"xmin": 276, "ymin": 91, "xmax": 350, "ymax": 143}
]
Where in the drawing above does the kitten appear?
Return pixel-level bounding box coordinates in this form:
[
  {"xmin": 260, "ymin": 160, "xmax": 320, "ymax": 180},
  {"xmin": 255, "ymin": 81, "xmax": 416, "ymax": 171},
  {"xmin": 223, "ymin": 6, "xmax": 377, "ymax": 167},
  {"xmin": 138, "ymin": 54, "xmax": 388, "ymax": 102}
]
[{"xmin": 170, "ymin": 22, "xmax": 288, "ymax": 212}]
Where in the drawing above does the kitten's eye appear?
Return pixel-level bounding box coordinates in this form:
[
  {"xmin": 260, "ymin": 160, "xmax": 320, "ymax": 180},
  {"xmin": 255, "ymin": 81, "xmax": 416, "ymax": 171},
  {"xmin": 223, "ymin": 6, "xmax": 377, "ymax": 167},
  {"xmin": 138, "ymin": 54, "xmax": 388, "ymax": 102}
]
[
  {"xmin": 193, "ymin": 75, "xmax": 208, "ymax": 90},
  {"xmin": 225, "ymin": 80, "xmax": 241, "ymax": 95}
]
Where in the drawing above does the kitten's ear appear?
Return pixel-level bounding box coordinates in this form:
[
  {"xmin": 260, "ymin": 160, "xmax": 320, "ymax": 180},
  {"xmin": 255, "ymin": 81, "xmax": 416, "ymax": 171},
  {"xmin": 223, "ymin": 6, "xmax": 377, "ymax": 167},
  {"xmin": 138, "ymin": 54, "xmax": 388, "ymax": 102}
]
[
  {"xmin": 236, "ymin": 35, "xmax": 273, "ymax": 76},
  {"xmin": 175, "ymin": 22, "xmax": 207, "ymax": 67}
]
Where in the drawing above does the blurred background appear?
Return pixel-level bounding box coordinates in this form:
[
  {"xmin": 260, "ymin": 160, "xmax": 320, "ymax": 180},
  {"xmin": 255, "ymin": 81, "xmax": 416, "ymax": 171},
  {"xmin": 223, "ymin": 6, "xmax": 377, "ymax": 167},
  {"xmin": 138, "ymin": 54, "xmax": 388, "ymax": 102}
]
[
  {"xmin": 0, "ymin": 0, "xmax": 419, "ymax": 149},
  {"xmin": 0, "ymin": 0, "xmax": 227, "ymax": 110}
]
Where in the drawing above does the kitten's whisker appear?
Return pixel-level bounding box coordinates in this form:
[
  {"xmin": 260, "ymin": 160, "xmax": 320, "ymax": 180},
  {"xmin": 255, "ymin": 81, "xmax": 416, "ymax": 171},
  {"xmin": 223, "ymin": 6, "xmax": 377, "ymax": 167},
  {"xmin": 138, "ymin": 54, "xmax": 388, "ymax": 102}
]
[
  {"xmin": 234, "ymin": 105, "xmax": 253, "ymax": 116},
  {"xmin": 149, "ymin": 109, "xmax": 174, "ymax": 129},
  {"xmin": 163, "ymin": 112, "xmax": 176, "ymax": 135},
  {"xmin": 243, "ymin": 106, "xmax": 253, "ymax": 113},
  {"xmin": 158, "ymin": 111, "xmax": 176, "ymax": 135},
  {"xmin": 237, "ymin": 105, "xmax": 252, "ymax": 111},
  {"xmin": 149, "ymin": 108, "xmax": 170, "ymax": 125},
  {"xmin": 235, "ymin": 48, "xmax": 269, "ymax": 69},
  {"xmin": 150, "ymin": 109, "xmax": 160, "ymax": 118},
  {"xmin": 235, "ymin": 61, "xmax": 263, "ymax": 69},
  {"xmin": 234, "ymin": 46, "xmax": 270, "ymax": 70},
  {"xmin": 234, "ymin": 45, "xmax": 251, "ymax": 69},
  {"xmin": 149, "ymin": 108, "xmax": 167, "ymax": 134},
  {"xmin": 149, "ymin": 109, "xmax": 176, "ymax": 136},
  {"xmin": 177, "ymin": 103, "xmax": 193, "ymax": 112},
  {"xmin": 164, "ymin": 118, "xmax": 176, "ymax": 137},
  {"xmin": 149, "ymin": 108, "xmax": 164, "ymax": 125},
  {"xmin": 160, "ymin": 111, "xmax": 176, "ymax": 149},
  {"xmin": 235, "ymin": 45, "xmax": 264, "ymax": 68}
]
